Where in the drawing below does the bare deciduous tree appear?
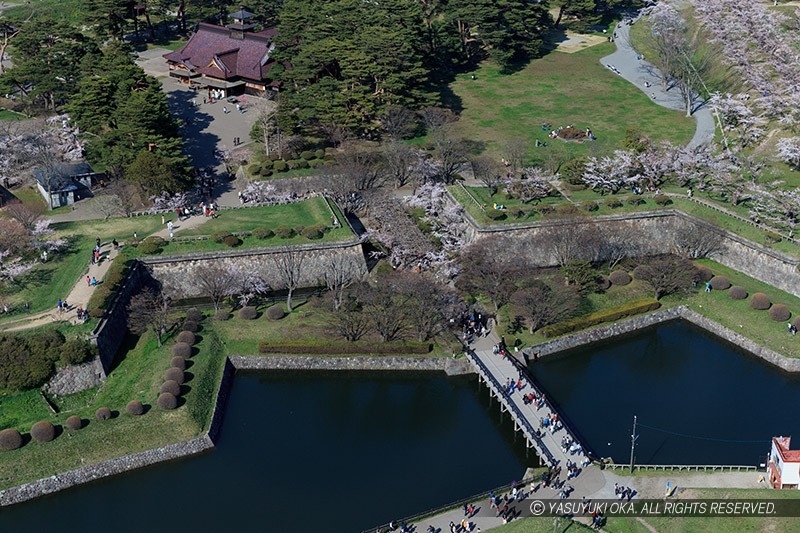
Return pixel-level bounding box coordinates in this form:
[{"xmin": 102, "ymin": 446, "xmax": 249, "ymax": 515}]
[
  {"xmin": 3, "ymin": 201, "xmax": 44, "ymax": 231},
  {"xmin": 91, "ymin": 194, "xmax": 124, "ymax": 220},
  {"xmin": 470, "ymin": 155, "xmax": 502, "ymax": 196},
  {"xmin": 510, "ymin": 278, "xmax": 579, "ymax": 333},
  {"xmin": 635, "ymin": 254, "xmax": 698, "ymax": 300},
  {"xmin": 195, "ymin": 263, "xmax": 234, "ymax": 311},
  {"xmin": 380, "ymin": 105, "xmax": 418, "ymax": 140},
  {"xmin": 126, "ymin": 286, "xmax": 171, "ymax": 346},
  {"xmin": 502, "ymin": 139, "xmax": 527, "ymax": 176},
  {"xmin": 536, "ymin": 216, "xmax": 601, "ymax": 267},
  {"xmin": 671, "ymin": 221, "xmax": 724, "ymax": 259},
  {"xmin": 326, "ymin": 287, "xmax": 372, "ymax": 341},
  {"xmin": 271, "ymin": 249, "xmax": 306, "ymax": 312},
  {"xmin": 323, "ymin": 254, "xmax": 363, "ymax": 312}
]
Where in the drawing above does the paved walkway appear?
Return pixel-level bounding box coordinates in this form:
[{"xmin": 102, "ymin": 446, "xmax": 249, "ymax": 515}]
[
  {"xmin": 600, "ymin": 18, "xmax": 715, "ymax": 150},
  {"xmin": 0, "ymin": 215, "xmax": 211, "ymax": 332}
]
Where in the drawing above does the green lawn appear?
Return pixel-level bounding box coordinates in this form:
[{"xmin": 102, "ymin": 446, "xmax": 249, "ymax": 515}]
[
  {"xmin": 0, "ymin": 108, "xmax": 26, "ymax": 121},
  {"xmin": 0, "ymin": 322, "xmax": 227, "ymax": 490},
  {"xmin": 448, "ymin": 44, "xmax": 695, "ymax": 165}
]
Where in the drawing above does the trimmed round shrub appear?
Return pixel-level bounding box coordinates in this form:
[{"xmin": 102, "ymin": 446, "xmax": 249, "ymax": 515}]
[
  {"xmin": 239, "ymin": 306, "xmax": 258, "ymax": 320},
  {"xmin": 605, "ymin": 198, "xmax": 623, "ymax": 209},
  {"xmin": 213, "ymin": 231, "xmax": 233, "ymax": 243},
  {"xmin": 302, "ymin": 226, "xmax": 324, "ymax": 239},
  {"xmin": 597, "ymin": 276, "xmax": 611, "ymax": 290},
  {"xmin": 253, "ymin": 227, "xmax": 274, "ymax": 239},
  {"xmin": 750, "ymin": 292, "xmax": 772, "ymax": 310},
  {"xmin": 486, "ymin": 209, "xmax": 507, "ymax": 221},
  {"xmin": 297, "ymin": 159, "xmax": 310, "ymax": 169},
  {"xmin": 261, "ymin": 159, "xmax": 274, "ymax": 169},
  {"xmin": 300, "ymin": 150, "xmax": 315, "ymax": 160},
  {"xmin": 31, "ymin": 421, "xmax": 55, "ymax": 443},
  {"xmin": 157, "ymin": 392, "xmax": 178, "ymax": 410},
  {"xmin": 65, "ymin": 415, "xmax": 82, "ymax": 431},
  {"xmin": 177, "ymin": 331, "xmax": 196, "ymax": 345},
  {"xmin": 248, "ymin": 163, "xmax": 261, "ymax": 175},
  {"xmin": 138, "ymin": 241, "xmax": 161, "ymax": 254},
  {"xmin": 161, "ymin": 380, "xmax": 181, "ymax": 396},
  {"xmin": 259, "ymin": 169, "xmax": 273, "ymax": 178},
  {"xmin": 696, "ymin": 266, "xmax": 714, "ymax": 282},
  {"xmin": 608, "ymin": 270, "xmax": 632, "ymax": 286},
  {"xmin": 0, "ymin": 428, "xmax": 23, "ymax": 450},
  {"xmin": 186, "ymin": 308, "xmax": 203, "ymax": 322},
  {"xmin": 144, "ymin": 236, "xmax": 166, "ymax": 247},
  {"xmin": 728, "ymin": 286, "xmax": 748, "ymax": 300},
  {"xmin": 222, "ymin": 235, "xmax": 242, "ymax": 247},
  {"xmin": 183, "ymin": 319, "xmax": 198, "ymax": 332},
  {"xmin": 171, "ymin": 356, "xmax": 186, "ymax": 370},
  {"xmin": 709, "ymin": 276, "xmax": 731, "ymax": 290},
  {"xmin": 266, "ymin": 305, "xmax": 285, "ymax": 320},
  {"xmin": 172, "ymin": 342, "xmax": 192, "ymax": 359},
  {"xmin": 293, "ymin": 225, "xmax": 306, "ymax": 235},
  {"xmin": 273, "ymin": 160, "xmax": 287, "ymax": 172},
  {"xmin": 95, "ymin": 407, "xmax": 112, "ymax": 421},
  {"xmin": 653, "ymin": 194, "xmax": 672, "ymax": 206},
  {"xmin": 286, "ymin": 160, "xmax": 298, "ymax": 170},
  {"xmin": 632, "ymin": 265, "xmax": 649, "ymax": 280},
  {"xmin": 580, "ymin": 200, "xmax": 599, "ymax": 212},
  {"xmin": 274, "ymin": 225, "xmax": 294, "ymax": 238},
  {"xmin": 215, "ymin": 310, "xmax": 231, "ymax": 321},
  {"xmin": 165, "ymin": 367, "xmax": 185, "ymax": 385},
  {"xmin": 314, "ymin": 149, "xmax": 326, "ymax": 159},
  {"xmin": 770, "ymin": 304, "xmax": 791, "ymax": 322},
  {"xmin": 126, "ymin": 400, "xmax": 144, "ymax": 416}
]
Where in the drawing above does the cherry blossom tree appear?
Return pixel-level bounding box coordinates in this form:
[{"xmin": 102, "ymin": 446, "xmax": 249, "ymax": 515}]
[{"xmin": 777, "ymin": 137, "xmax": 800, "ymax": 169}]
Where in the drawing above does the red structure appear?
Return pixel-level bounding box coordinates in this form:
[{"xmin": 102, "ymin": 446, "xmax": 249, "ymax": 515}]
[{"xmin": 768, "ymin": 436, "xmax": 800, "ymax": 489}]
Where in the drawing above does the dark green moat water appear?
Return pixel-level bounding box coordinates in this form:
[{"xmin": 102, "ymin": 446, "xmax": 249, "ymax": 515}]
[
  {"xmin": 0, "ymin": 372, "xmax": 531, "ymax": 531},
  {"xmin": 530, "ymin": 320, "xmax": 800, "ymax": 466}
]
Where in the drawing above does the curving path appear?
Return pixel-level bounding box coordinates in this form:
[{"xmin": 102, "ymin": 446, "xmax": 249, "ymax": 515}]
[{"xmin": 600, "ymin": 18, "xmax": 716, "ymax": 150}]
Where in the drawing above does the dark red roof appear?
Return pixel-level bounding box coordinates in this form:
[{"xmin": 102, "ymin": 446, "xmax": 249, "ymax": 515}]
[
  {"xmin": 164, "ymin": 23, "xmax": 279, "ymax": 83},
  {"xmin": 774, "ymin": 437, "xmax": 800, "ymax": 462}
]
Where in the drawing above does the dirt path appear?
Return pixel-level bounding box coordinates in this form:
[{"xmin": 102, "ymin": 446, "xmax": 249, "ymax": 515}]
[{"xmin": 0, "ymin": 214, "xmax": 212, "ymax": 332}]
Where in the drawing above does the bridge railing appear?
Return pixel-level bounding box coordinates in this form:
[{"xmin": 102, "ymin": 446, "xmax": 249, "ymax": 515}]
[
  {"xmin": 464, "ymin": 349, "xmax": 556, "ymax": 466},
  {"xmin": 604, "ymin": 463, "xmax": 760, "ymax": 472}
]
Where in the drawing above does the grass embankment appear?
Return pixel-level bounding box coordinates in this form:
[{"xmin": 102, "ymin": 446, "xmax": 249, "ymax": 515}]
[
  {"xmin": 0, "ymin": 108, "xmax": 26, "ymax": 121},
  {"xmin": 447, "ymin": 44, "xmax": 695, "ymax": 165},
  {"xmin": 0, "ymin": 322, "xmax": 227, "ymax": 490}
]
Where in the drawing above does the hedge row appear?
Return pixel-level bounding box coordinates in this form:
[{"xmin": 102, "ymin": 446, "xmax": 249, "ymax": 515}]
[
  {"xmin": 258, "ymin": 340, "xmax": 432, "ymax": 355},
  {"xmin": 539, "ymin": 298, "xmax": 662, "ymax": 338},
  {"xmin": 86, "ymin": 254, "xmax": 132, "ymax": 318}
]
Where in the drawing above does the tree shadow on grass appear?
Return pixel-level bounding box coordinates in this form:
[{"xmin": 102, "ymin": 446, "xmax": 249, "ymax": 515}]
[{"xmin": 182, "ymin": 371, "xmax": 194, "ymax": 384}]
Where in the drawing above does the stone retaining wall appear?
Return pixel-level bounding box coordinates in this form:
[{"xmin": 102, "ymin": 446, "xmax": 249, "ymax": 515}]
[
  {"xmin": 229, "ymin": 355, "xmax": 474, "ymax": 376},
  {"xmin": 527, "ymin": 306, "xmax": 800, "ymax": 373}
]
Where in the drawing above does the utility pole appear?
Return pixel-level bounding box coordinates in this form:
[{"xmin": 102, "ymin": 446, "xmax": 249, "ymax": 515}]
[{"xmin": 629, "ymin": 415, "xmax": 638, "ymax": 472}]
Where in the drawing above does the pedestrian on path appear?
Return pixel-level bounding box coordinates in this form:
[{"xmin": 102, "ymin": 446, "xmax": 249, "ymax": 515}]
[{"xmin": 86, "ymin": 275, "xmax": 91, "ymax": 286}]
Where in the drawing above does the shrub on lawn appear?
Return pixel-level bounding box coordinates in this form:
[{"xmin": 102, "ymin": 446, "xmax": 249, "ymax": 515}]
[
  {"xmin": 632, "ymin": 265, "xmax": 648, "ymax": 280},
  {"xmin": 177, "ymin": 331, "xmax": 196, "ymax": 345},
  {"xmin": 274, "ymin": 225, "xmax": 294, "ymax": 238},
  {"xmin": 539, "ymin": 299, "xmax": 662, "ymax": 338},
  {"xmin": 297, "ymin": 159, "xmax": 310, "ymax": 169},
  {"xmin": 215, "ymin": 310, "xmax": 231, "ymax": 321},
  {"xmin": 0, "ymin": 428, "xmax": 23, "ymax": 450},
  {"xmin": 628, "ymin": 196, "xmax": 645, "ymax": 206},
  {"xmin": 486, "ymin": 209, "xmax": 507, "ymax": 221},
  {"xmin": 266, "ymin": 305, "xmax": 285, "ymax": 320},
  {"xmin": 165, "ymin": 367, "xmax": 185, "ymax": 385},
  {"xmin": 597, "ymin": 276, "xmax": 611, "ymax": 291},
  {"xmin": 253, "ymin": 227, "xmax": 274, "ymax": 239},
  {"xmin": 95, "ymin": 407, "xmax": 112, "ymax": 420},
  {"xmin": 59, "ymin": 338, "xmax": 97, "ymax": 366},
  {"xmin": 293, "ymin": 225, "xmax": 306, "ymax": 236},
  {"xmin": 171, "ymin": 356, "xmax": 186, "ymax": 370},
  {"xmin": 696, "ymin": 266, "xmax": 714, "ymax": 282},
  {"xmin": 137, "ymin": 241, "xmax": 162, "ymax": 254},
  {"xmin": 223, "ymin": 235, "xmax": 242, "ymax": 247},
  {"xmin": 315, "ymin": 149, "xmax": 326, "ymax": 159},
  {"xmin": 126, "ymin": 400, "xmax": 144, "ymax": 416},
  {"xmin": 302, "ymin": 225, "xmax": 324, "ymax": 239},
  {"xmin": 144, "ymin": 236, "xmax": 166, "ymax": 248},
  {"xmin": 555, "ymin": 203, "xmax": 580, "ymax": 216},
  {"xmin": 750, "ymin": 292, "xmax": 771, "ymax": 310},
  {"xmin": 728, "ymin": 286, "xmax": 748, "ymax": 300},
  {"xmin": 273, "ymin": 160, "xmax": 287, "ymax": 172},
  {"xmin": 608, "ymin": 270, "xmax": 632, "ymax": 286},
  {"xmin": 173, "ymin": 342, "xmax": 192, "ymax": 358},
  {"xmin": 259, "ymin": 340, "xmax": 432, "ymax": 354},
  {"xmin": 653, "ymin": 194, "xmax": 672, "ymax": 206},
  {"xmin": 770, "ymin": 304, "xmax": 791, "ymax": 322},
  {"xmin": 581, "ymin": 201, "xmax": 599, "ymax": 212},
  {"xmin": 248, "ymin": 163, "xmax": 261, "ymax": 175},
  {"xmin": 709, "ymin": 276, "xmax": 731, "ymax": 290},
  {"xmin": 605, "ymin": 198, "xmax": 623, "ymax": 209},
  {"xmin": 537, "ymin": 205, "xmax": 555, "ymax": 216},
  {"xmin": 239, "ymin": 306, "xmax": 258, "ymax": 320},
  {"xmin": 213, "ymin": 231, "xmax": 233, "ymax": 243},
  {"xmin": 161, "ymin": 380, "xmax": 181, "ymax": 396},
  {"xmin": 157, "ymin": 392, "xmax": 178, "ymax": 410},
  {"xmin": 182, "ymin": 320, "xmax": 198, "ymax": 332},
  {"xmin": 30, "ymin": 421, "xmax": 55, "ymax": 443},
  {"xmin": 65, "ymin": 415, "xmax": 82, "ymax": 431},
  {"xmin": 186, "ymin": 308, "xmax": 203, "ymax": 322},
  {"xmin": 300, "ymin": 150, "xmax": 315, "ymax": 160}
]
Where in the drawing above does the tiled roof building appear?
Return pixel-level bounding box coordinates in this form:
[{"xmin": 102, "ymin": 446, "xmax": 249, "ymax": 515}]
[{"xmin": 163, "ymin": 9, "xmax": 282, "ymax": 96}]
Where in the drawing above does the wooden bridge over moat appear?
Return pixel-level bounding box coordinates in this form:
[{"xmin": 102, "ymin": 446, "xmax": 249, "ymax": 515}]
[{"xmin": 465, "ymin": 332, "xmax": 593, "ymax": 470}]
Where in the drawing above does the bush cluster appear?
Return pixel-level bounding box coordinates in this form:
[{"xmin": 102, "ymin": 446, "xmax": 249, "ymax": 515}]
[
  {"xmin": 182, "ymin": 319, "xmax": 199, "ymax": 332},
  {"xmin": 608, "ymin": 270, "xmax": 632, "ymax": 286},
  {"xmin": 172, "ymin": 342, "xmax": 192, "ymax": 359},
  {"xmin": 696, "ymin": 266, "xmax": 714, "ymax": 282},
  {"xmin": 161, "ymin": 380, "xmax": 181, "ymax": 396},
  {"xmin": 213, "ymin": 231, "xmax": 233, "ymax": 243},
  {"xmin": 709, "ymin": 276, "xmax": 731, "ymax": 290},
  {"xmin": 302, "ymin": 224, "xmax": 327, "ymax": 240},
  {"xmin": 222, "ymin": 235, "xmax": 242, "ymax": 247},
  {"xmin": 274, "ymin": 225, "xmax": 294, "ymax": 238},
  {"xmin": 0, "ymin": 330, "xmax": 74, "ymax": 391},
  {"xmin": 59, "ymin": 338, "xmax": 98, "ymax": 366},
  {"xmin": 157, "ymin": 392, "xmax": 178, "ymax": 410},
  {"xmin": 165, "ymin": 367, "xmax": 185, "ymax": 385},
  {"xmin": 0, "ymin": 428, "xmax": 23, "ymax": 450},
  {"xmin": 485, "ymin": 209, "xmax": 507, "ymax": 221},
  {"xmin": 126, "ymin": 400, "xmax": 144, "ymax": 416},
  {"xmin": 258, "ymin": 340, "xmax": 432, "ymax": 355},
  {"xmin": 30, "ymin": 421, "xmax": 56, "ymax": 443},
  {"xmin": 581, "ymin": 201, "xmax": 599, "ymax": 212},
  {"xmin": 750, "ymin": 292, "xmax": 771, "ymax": 310},
  {"xmin": 170, "ymin": 356, "xmax": 186, "ymax": 371},
  {"xmin": 653, "ymin": 194, "xmax": 672, "ymax": 206},
  {"xmin": 177, "ymin": 331, "xmax": 196, "ymax": 345},
  {"xmin": 253, "ymin": 227, "xmax": 274, "ymax": 239},
  {"xmin": 266, "ymin": 305, "xmax": 285, "ymax": 320},
  {"xmin": 770, "ymin": 304, "xmax": 791, "ymax": 322},
  {"xmin": 605, "ymin": 198, "xmax": 623, "ymax": 209},
  {"xmin": 214, "ymin": 310, "xmax": 231, "ymax": 321},
  {"xmin": 85, "ymin": 255, "xmax": 131, "ymax": 315},
  {"xmin": 137, "ymin": 241, "xmax": 161, "ymax": 255},
  {"xmin": 539, "ymin": 299, "xmax": 662, "ymax": 338},
  {"xmin": 239, "ymin": 306, "xmax": 258, "ymax": 320},
  {"xmin": 728, "ymin": 286, "xmax": 748, "ymax": 300},
  {"xmin": 186, "ymin": 308, "xmax": 203, "ymax": 322}
]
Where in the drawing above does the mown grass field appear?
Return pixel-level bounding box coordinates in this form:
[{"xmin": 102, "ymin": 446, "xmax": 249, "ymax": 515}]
[
  {"xmin": 447, "ymin": 44, "xmax": 695, "ymax": 166},
  {"xmin": 0, "ymin": 323, "xmax": 227, "ymax": 490}
]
